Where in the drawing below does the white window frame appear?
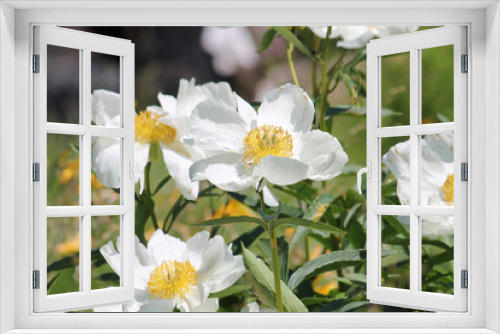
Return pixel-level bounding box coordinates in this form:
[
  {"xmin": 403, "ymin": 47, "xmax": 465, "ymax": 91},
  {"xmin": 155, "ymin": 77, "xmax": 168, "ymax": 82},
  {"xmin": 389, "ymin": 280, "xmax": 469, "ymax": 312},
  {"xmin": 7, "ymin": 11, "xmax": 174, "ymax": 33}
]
[
  {"xmin": 33, "ymin": 26, "xmax": 136, "ymax": 312},
  {"xmin": 1, "ymin": 1, "xmax": 499, "ymax": 333},
  {"xmin": 366, "ymin": 26, "xmax": 468, "ymax": 312}
]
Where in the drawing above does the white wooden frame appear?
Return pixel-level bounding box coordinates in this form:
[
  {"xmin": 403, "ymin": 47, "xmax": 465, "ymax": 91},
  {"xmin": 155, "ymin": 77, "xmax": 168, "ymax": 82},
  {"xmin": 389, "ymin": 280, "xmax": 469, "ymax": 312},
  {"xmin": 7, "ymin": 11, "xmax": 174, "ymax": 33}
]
[
  {"xmin": 32, "ymin": 26, "xmax": 136, "ymax": 312},
  {"xmin": 1, "ymin": 1, "xmax": 499, "ymax": 333},
  {"xmin": 366, "ymin": 26, "xmax": 467, "ymax": 312}
]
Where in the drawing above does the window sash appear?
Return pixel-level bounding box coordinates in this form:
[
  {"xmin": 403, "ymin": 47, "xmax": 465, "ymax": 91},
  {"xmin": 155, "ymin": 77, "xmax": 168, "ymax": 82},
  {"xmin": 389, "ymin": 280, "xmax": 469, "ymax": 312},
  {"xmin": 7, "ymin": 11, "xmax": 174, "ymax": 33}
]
[
  {"xmin": 366, "ymin": 26, "xmax": 468, "ymax": 312},
  {"xmin": 32, "ymin": 25, "xmax": 136, "ymax": 313}
]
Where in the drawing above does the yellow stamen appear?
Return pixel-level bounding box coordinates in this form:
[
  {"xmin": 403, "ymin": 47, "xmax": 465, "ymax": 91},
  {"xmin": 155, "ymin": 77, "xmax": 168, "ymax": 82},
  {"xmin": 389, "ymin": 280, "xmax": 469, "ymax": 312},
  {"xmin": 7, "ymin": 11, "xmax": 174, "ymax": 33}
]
[
  {"xmin": 148, "ymin": 260, "xmax": 196, "ymax": 300},
  {"xmin": 441, "ymin": 173, "xmax": 454, "ymax": 205},
  {"xmin": 135, "ymin": 111, "xmax": 176, "ymax": 146},
  {"xmin": 243, "ymin": 125, "xmax": 293, "ymax": 167}
]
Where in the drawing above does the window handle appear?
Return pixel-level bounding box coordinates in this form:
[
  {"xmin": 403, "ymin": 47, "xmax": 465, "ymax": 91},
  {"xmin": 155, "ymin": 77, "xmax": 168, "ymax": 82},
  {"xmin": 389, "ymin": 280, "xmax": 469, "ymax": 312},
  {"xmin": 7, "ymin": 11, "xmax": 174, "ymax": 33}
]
[
  {"xmin": 357, "ymin": 162, "xmax": 371, "ymax": 195},
  {"xmin": 129, "ymin": 162, "xmax": 144, "ymax": 194}
]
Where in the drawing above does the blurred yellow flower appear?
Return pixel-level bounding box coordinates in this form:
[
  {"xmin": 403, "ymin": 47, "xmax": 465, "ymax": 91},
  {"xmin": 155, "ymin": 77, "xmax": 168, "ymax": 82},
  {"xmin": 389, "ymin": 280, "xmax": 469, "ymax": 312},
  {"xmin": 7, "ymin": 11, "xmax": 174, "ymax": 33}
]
[
  {"xmin": 212, "ymin": 199, "xmax": 258, "ymax": 219},
  {"xmin": 312, "ymin": 271, "xmax": 338, "ymax": 296},
  {"xmin": 56, "ymin": 234, "xmax": 80, "ymax": 256}
]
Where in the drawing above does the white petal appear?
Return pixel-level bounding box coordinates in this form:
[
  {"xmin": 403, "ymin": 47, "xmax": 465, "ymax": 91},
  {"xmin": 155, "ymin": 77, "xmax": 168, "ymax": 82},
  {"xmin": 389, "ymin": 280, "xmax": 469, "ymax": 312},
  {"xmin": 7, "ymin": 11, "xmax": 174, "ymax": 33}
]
[
  {"xmin": 382, "ymin": 140, "xmax": 410, "ymax": 179},
  {"xmin": 424, "ymin": 134, "xmax": 454, "ymax": 164},
  {"xmin": 194, "ymin": 235, "xmax": 245, "ymax": 292},
  {"xmin": 200, "ymin": 27, "xmax": 259, "ymax": 76},
  {"xmin": 93, "ymin": 303, "xmax": 124, "ymax": 312},
  {"xmin": 373, "ymin": 26, "xmax": 419, "ymax": 38},
  {"xmin": 189, "ymin": 298, "xmax": 219, "ymax": 312},
  {"xmin": 157, "ymin": 92, "xmax": 177, "ymax": 114},
  {"xmin": 147, "ymin": 229, "xmax": 187, "ymax": 265},
  {"xmin": 138, "ymin": 299, "xmax": 175, "ymax": 312},
  {"xmin": 91, "ymin": 137, "xmax": 122, "ymax": 189},
  {"xmin": 293, "ymin": 130, "xmax": 349, "ymax": 181},
  {"xmin": 234, "ymin": 92, "xmax": 257, "ymax": 129},
  {"xmin": 258, "ymin": 83, "xmax": 315, "ymax": 133},
  {"xmin": 91, "ymin": 89, "xmax": 121, "ymax": 127},
  {"xmin": 241, "ymin": 301, "xmax": 260, "ymax": 312},
  {"xmin": 256, "ymin": 156, "xmax": 309, "ymax": 186},
  {"xmin": 182, "ymin": 231, "xmax": 210, "ymax": 270},
  {"xmin": 396, "ymin": 175, "xmax": 411, "ymax": 205},
  {"xmin": 337, "ymin": 31, "xmax": 375, "ymax": 49},
  {"xmin": 100, "ymin": 240, "xmax": 122, "ymax": 276},
  {"xmin": 177, "ymin": 78, "xmax": 237, "ymax": 116},
  {"xmin": 100, "ymin": 236, "xmax": 156, "ymax": 290},
  {"xmin": 339, "ymin": 26, "xmax": 370, "ymax": 41},
  {"xmin": 134, "ymin": 143, "xmax": 150, "ymax": 183},
  {"xmin": 262, "ymin": 185, "xmax": 279, "ymax": 207},
  {"xmin": 190, "ymin": 153, "xmax": 260, "ymax": 192},
  {"xmin": 177, "ymin": 286, "xmax": 204, "ymax": 312},
  {"xmin": 422, "ymin": 216, "xmax": 454, "ymax": 237},
  {"xmin": 162, "ymin": 148, "xmax": 199, "ymax": 200},
  {"xmin": 190, "ymin": 99, "xmax": 249, "ymax": 152}
]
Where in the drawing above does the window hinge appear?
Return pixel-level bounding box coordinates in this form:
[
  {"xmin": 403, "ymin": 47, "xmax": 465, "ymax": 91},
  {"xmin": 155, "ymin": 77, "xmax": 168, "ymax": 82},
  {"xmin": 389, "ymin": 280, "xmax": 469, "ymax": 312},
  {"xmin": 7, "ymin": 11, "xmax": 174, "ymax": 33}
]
[
  {"xmin": 461, "ymin": 270, "xmax": 468, "ymax": 289},
  {"xmin": 461, "ymin": 54, "xmax": 468, "ymax": 73},
  {"xmin": 33, "ymin": 270, "xmax": 40, "ymax": 289},
  {"xmin": 33, "ymin": 54, "xmax": 40, "ymax": 73},
  {"xmin": 33, "ymin": 163, "xmax": 40, "ymax": 182},
  {"xmin": 461, "ymin": 162, "xmax": 468, "ymax": 181}
]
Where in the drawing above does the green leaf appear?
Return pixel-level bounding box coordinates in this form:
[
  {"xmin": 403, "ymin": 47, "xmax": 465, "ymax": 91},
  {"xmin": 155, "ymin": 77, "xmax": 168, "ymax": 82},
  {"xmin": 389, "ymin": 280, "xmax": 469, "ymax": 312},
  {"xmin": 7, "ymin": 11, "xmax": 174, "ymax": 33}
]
[
  {"xmin": 348, "ymin": 221, "xmax": 366, "ymax": 249},
  {"xmin": 426, "ymin": 250, "xmax": 454, "ymax": 266},
  {"xmin": 258, "ymin": 237, "xmax": 289, "ymax": 283},
  {"xmin": 382, "ymin": 215, "xmax": 409, "ymax": 238},
  {"xmin": 273, "ymin": 26, "xmax": 313, "ymax": 59},
  {"xmin": 384, "ymin": 237, "xmax": 452, "ymax": 251},
  {"xmin": 152, "ymin": 175, "xmax": 171, "ymax": 195},
  {"xmin": 273, "ymin": 218, "xmax": 345, "ymax": 235},
  {"xmin": 148, "ymin": 143, "xmax": 162, "ymax": 162},
  {"xmin": 335, "ymin": 301, "xmax": 370, "ymax": 312},
  {"xmin": 135, "ymin": 201, "xmax": 150, "ymax": 245},
  {"xmin": 343, "ymin": 203, "xmax": 362, "ymax": 229},
  {"xmin": 209, "ymin": 285, "xmax": 251, "ymax": 299},
  {"xmin": 242, "ymin": 245, "xmax": 308, "ymax": 312},
  {"xmin": 196, "ymin": 216, "xmax": 267, "ymax": 229},
  {"xmin": 291, "ymin": 194, "xmax": 335, "ymax": 249},
  {"xmin": 257, "ymin": 28, "xmax": 276, "ymax": 52},
  {"xmin": 287, "ymin": 250, "xmax": 366, "ymax": 291},
  {"xmin": 231, "ymin": 226, "xmax": 266, "ymax": 255}
]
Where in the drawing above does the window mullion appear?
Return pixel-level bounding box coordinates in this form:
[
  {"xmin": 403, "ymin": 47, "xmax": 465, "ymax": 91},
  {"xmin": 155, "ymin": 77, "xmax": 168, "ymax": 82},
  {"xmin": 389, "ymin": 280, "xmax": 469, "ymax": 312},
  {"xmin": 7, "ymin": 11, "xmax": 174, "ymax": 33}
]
[
  {"xmin": 81, "ymin": 48, "xmax": 92, "ymax": 294},
  {"xmin": 409, "ymin": 47, "xmax": 420, "ymax": 294}
]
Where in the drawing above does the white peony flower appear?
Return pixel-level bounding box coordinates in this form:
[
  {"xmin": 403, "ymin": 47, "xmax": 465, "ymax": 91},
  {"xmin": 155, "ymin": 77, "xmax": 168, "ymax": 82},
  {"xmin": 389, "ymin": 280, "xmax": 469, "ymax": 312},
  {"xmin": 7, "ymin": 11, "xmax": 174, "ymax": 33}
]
[
  {"xmin": 241, "ymin": 301, "xmax": 275, "ymax": 312},
  {"xmin": 308, "ymin": 26, "xmax": 419, "ymax": 49},
  {"xmin": 95, "ymin": 230, "xmax": 245, "ymax": 312},
  {"xmin": 200, "ymin": 27, "xmax": 259, "ymax": 76},
  {"xmin": 91, "ymin": 78, "xmax": 237, "ymax": 200},
  {"xmin": 187, "ymin": 83, "xmax": 349, "ymax": 192},
  {"xmin": 382, "ymin": 134, "xmax": 454, "ymax": 236}
]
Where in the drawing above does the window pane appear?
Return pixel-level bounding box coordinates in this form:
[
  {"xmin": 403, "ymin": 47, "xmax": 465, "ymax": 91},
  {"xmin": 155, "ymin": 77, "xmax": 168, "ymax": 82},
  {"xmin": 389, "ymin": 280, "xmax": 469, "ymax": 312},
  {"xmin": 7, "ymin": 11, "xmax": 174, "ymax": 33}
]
[
  {"xmin": 421, "ymin": 216, "xmax": 454, "ymax": 294},
  {"xmin": 381, "ymin": 215, "xmax": 410, "ymax": 290},
  {"xmin": 47, "ymin": 45, "xmax": 80, "ymax": 124},
  {"xmin": 91, "ymin": 137, "xmax": 121, "ymax": 205},
  {"xmin": 381, "ymin": 52, "xmax": 410, "ymax": 127},
  {"xmin": 91, "ymin": 52, "xmax": 121, "ymax": 128},
  {"xmin": 91, "ymin": 215, "xmax": 121, "ymax": 290},
  {"xmin": 47, "ymin": 134, "xmax": 80, "ymax": 206},
  {"xmin": 381, "ymin": 136, "xmax": 410, "ymax": 205},
  {"xmin": 47, "ymin": 217, "xmax": 80, "ymax": 295},
  {"xmin": 420, "ymin": 134, "xmax": 454, "ymax": 206},
  {"xmin": 421, "ymin": 45, "xmax": 454, "ymax": 124}
]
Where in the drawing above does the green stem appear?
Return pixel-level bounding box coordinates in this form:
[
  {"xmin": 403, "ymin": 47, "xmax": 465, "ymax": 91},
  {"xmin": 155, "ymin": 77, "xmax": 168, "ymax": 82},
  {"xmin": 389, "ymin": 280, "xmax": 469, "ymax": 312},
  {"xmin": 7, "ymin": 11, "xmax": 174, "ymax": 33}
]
[
  {"xmin": 268, "ymin": 226, "xmax": 284, "ymax": 312},
  {"xmin": 143, "ymin": 162, "xmax": 159, "ymax": 230},
  {"xmin": 318, "ymin": 26, "xmax": 332, "ymax": 132},
  {"xmin": 286, "ymin": 42, "xmax": 300, "ymax": 87},
  {"xmin": 162, "ymin": 195, "xmax": 183, "ymax": 233}
]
